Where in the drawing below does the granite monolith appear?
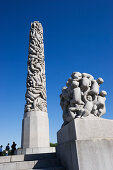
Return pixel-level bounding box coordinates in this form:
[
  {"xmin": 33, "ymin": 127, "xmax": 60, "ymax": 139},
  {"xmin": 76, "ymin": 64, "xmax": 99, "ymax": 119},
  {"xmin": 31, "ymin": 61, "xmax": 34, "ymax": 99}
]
[{"xmin": 17, "ymin": 21, "xmax": 55, "ymax": 155}]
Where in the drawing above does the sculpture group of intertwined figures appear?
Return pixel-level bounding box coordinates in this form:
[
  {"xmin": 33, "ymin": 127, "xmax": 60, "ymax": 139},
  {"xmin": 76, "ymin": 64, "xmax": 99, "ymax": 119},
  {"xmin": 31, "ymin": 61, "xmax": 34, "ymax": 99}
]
[
  {"xmin": 25, "ymin": 21, "xmax": 47, "ymax": 113},
  {"xmin": 60, "ymin": 72, "xmax": 107, "ymax": 126}
]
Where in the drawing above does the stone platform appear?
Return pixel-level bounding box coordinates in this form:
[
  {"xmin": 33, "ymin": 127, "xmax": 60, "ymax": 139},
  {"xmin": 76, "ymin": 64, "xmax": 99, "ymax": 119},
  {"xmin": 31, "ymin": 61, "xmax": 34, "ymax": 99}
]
[
  {"xmin": 0, "ymin": 152, "xmax": 65, "ymax": 170},
  {"xmin": 57, "ymin": 115, "xmax": 113, "ymax": 170},
  {"xmin": 16, "ymin": 147, "xmax": 55, "ymax": 155}
]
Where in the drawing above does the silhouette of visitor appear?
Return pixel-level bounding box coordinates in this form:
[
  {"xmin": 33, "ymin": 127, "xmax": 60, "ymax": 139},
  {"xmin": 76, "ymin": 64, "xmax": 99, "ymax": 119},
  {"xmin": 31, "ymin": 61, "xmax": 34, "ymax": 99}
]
[
  {"xmin": 6, "ymin": 143, "xmax": 10, "ymax": 156},
  {"xmin": 11, "ymin": 142, "xmax": 17, "ymax": 155},
  {"xmin": 0, "ymin": 145, "xmax": 3, "ymax": 156}
]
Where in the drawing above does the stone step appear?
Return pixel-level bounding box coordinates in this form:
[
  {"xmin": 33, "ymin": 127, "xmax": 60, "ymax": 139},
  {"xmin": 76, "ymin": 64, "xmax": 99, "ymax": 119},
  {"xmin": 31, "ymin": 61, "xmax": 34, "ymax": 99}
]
[
  {"xmin": 33, "ymin": 159, "xmax": 61, "ymax": 169},
  {"xmin": 0, "ymin": 153, "xmax": 56, "ymax": 164},
  {"xmin": 16, "ymin": 147, "xmax": 56, "ymax": 155},
  {"xmin": 24, "ymin": 153, "xmax": 56, "ymax": 161},
  {"xmin": 24, "ymin": 167, "xmax": 65, "ymax": 170},
  {"xmin": 0, "ymin": 158, "xmax": 61, "ymax": 170}
]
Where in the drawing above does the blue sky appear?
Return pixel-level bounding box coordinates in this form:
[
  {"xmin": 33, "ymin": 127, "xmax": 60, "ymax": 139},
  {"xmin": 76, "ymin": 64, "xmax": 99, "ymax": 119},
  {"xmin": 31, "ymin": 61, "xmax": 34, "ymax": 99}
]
[{"xmin": 0, "ymin": 0, "xmax": 113, "ymax": 149}]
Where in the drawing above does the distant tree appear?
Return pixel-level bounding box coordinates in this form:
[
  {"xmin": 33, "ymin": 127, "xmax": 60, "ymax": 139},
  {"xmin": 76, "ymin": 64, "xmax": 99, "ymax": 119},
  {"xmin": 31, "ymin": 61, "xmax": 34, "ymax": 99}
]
[
  {"xmin": 2, "ymin": 150, "xmax": 6, "ymax": 156},
  {"xmin": 50, "ymin": 143, "xmax": 57, "ymax": 147},
  {"xmin": 2, "ymin": 150, "xmax": 12, "ymax": 156}
]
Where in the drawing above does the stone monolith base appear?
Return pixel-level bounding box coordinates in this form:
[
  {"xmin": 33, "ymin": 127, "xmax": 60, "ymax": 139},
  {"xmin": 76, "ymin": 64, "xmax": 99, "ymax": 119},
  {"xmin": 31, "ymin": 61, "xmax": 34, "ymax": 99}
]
[
  {"xmin": 19, "ymin": 111, "xmax": 51, "ymax": 154},
  {"xmin": 16, "ymin": 147, "xmax": 55, "ymax": 155},
  {"xmin": 57, "ymin": 115, "xmax": 113, "ymax": 170}
]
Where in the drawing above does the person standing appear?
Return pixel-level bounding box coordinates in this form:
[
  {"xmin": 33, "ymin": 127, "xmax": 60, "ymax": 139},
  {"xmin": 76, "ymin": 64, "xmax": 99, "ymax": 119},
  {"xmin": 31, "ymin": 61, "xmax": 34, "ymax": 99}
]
[
  {"xmin": 11, "ymin": 142, "xmax": 17, "ymax": 155},
  {"xmin": 0, "ymin": 145, "xmax": 3, "ymax": 156},
  {"xmin": 6, "ymin": 143, "xmax": 10, "ymax": 156}
]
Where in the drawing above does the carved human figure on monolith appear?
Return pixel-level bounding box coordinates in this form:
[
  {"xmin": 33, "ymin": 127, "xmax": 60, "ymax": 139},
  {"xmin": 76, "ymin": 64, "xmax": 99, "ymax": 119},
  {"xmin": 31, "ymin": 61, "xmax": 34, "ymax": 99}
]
[{"xmin": 60, "ymin": 72, "xmax": 107, "ymax": 126}]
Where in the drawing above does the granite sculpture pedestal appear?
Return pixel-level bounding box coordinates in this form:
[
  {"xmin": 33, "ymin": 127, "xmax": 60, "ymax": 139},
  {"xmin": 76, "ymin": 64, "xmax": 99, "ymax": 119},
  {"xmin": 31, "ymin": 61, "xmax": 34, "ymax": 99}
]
[
  {"xmin": 57, "ymin": 115, "xmax": 113, "ymax": 170},
  {"xmin": 22, "ymin": 111, "xmax": 49, "ymax": 148},
  {"xmin": 16, "ymin": 111, "xmax": 55, "ymax": 155}
]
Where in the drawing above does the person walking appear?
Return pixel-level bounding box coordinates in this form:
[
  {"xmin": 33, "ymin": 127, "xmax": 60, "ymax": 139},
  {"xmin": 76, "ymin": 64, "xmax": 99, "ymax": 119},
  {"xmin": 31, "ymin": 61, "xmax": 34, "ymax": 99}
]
[
  {"xmin": 0, "ymin": 145, "xmax": 3, "ymax": 156},
  {"xmin": 11, "ymin": 142, "xmax": 17, "ymax": 155},
  {"xmin": 6, "ymin": 143, "xmax": 10, "ymax": 156}
]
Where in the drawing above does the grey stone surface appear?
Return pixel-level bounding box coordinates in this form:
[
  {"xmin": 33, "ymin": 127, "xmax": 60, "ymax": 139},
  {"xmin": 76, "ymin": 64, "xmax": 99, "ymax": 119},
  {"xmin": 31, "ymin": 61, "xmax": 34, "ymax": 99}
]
[
  {"xmin": 0, "ymin": 153, "xmax": 64, "ymax": 170},
  {"xmin": 16, "ymin": 147, "xmax": 55, "ymax": 155},
  {"xmin": 11, "ymin": 155, "xmax": 24, "ymax": 162},
  {"xmin": 0, "ymin": 156, "xmax": 11, "ymax": 163},
  {"xmin": 33, "ymin": 159, "xmax": 61, "ymax": 169},
  {"xmin": 21, "ymin": 111, "xmax": 50, "ymax": 148},
  {"xmin": 34, "ymin": 167, "xmax": 65, "ymax": 170},
  {"xmin": 57, "ymin": 139, "xmax": 113, "ymax": 170},
  {"xmin": 57, "ymin": 141, "xmax": 78, "ymax": 170},
  {"xmin": 0, "ymin": 153, "xmax": 56, "ymax": 164},
  {"xmin": 57, "ymin": 116, "xmax": 113, "ymax": 143},
  {"xmin": 0, "ymin": 161, "xmax": 34, "ymax": 170},
  {"xmin": 24, "ymin": 168, "xmax": 65, "ymax": 170},
  {"xmin": 60, "ymin": 72, "xmax": 107, "ymax": 127},
  {"xmin": 76, "ymin": 139, "xmax": 113, "ymax": 170},
  {"xmin": 0, "ymin": 162, "xmax": 16, "ymax": 170},
  {"xmin": 32, "ymin": 147, "xmax": 55, "ymax": 154},
  {"xmin": 57, "ymin": 118, "xmax": 113, "ymax": 170},
  {"xmin": 23, "ymin": 152, "xmax": 56, "ymax": 161},
  {"xmin": 20, "ymin": 168, "xmax": 65, "ymax": 170},
  {"xmin": 16, "ymin": 161, "xmax": 34, "ymax": 169}
]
